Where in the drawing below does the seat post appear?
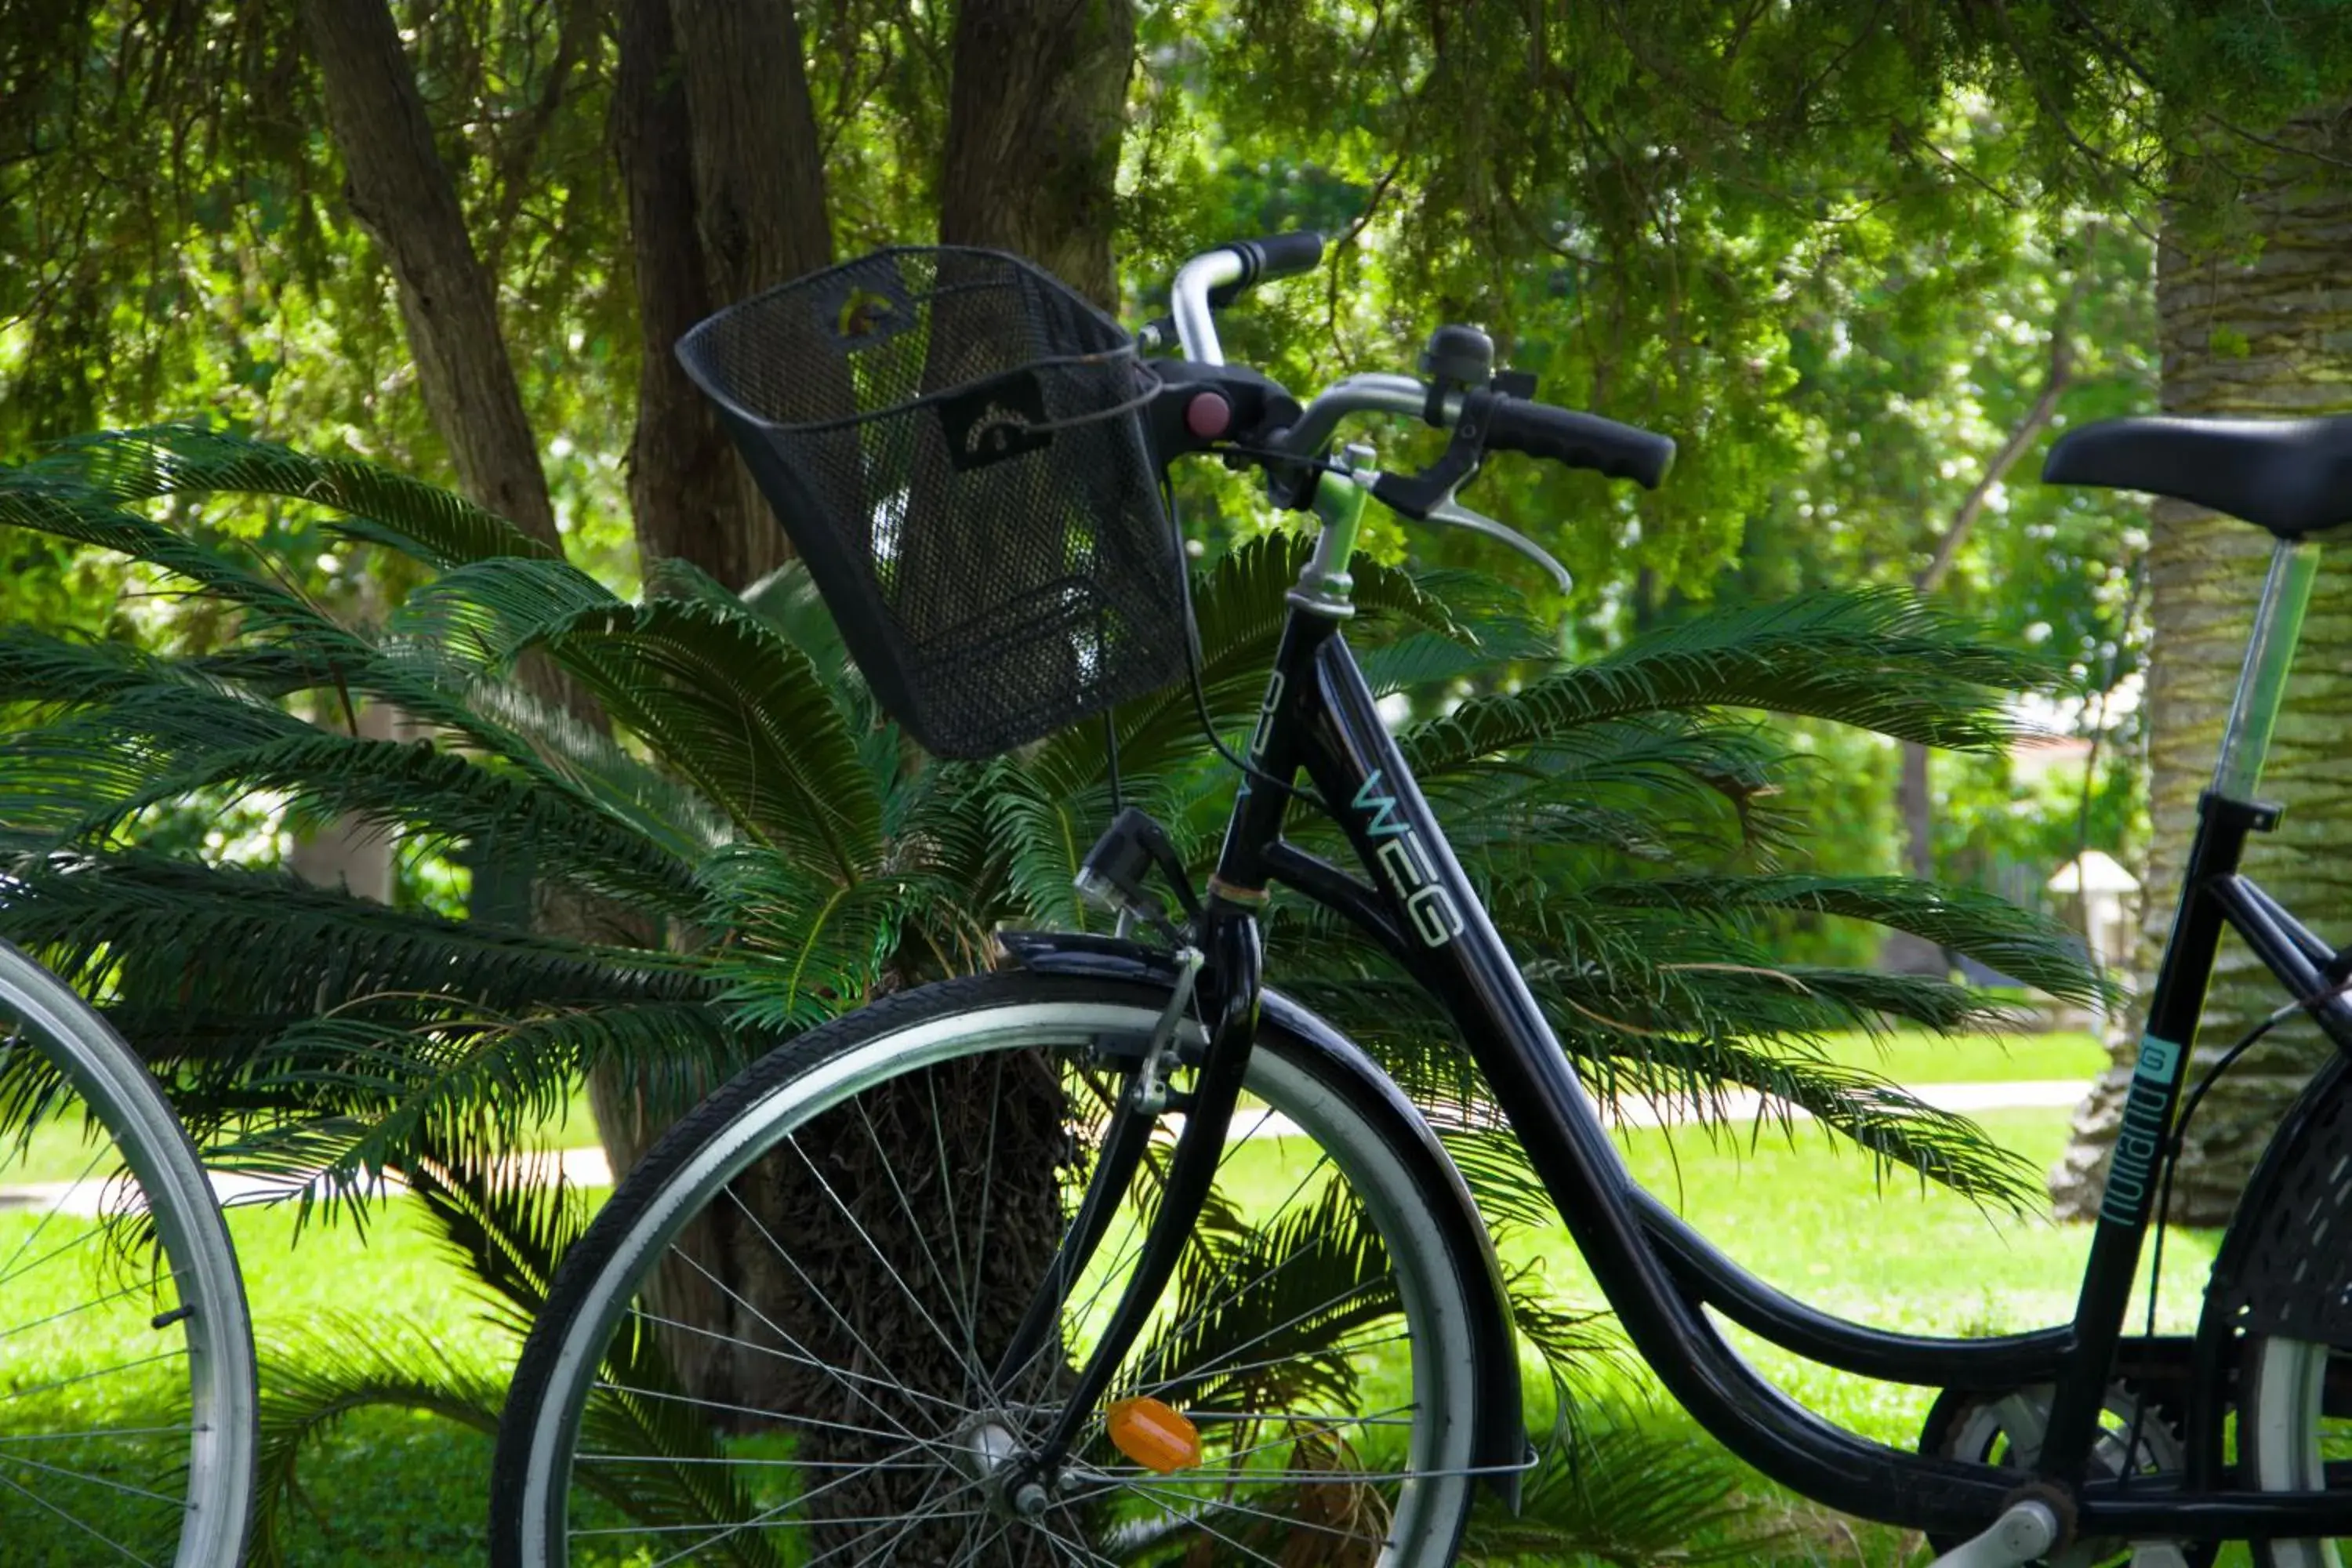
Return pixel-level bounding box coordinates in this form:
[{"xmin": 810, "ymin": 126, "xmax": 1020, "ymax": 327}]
[{"xmin": 2213, "ymin": 535, "xmax": 2321, "ymax": 804}]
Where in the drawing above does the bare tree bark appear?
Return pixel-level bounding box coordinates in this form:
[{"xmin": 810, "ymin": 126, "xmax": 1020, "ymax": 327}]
[
  {"xmin": 2053, "ymin": 107, "xmax": 2352, "ymax": 1222},
  {"xmin": 603, "ymin": 1, "xmax": 843, "ymax": 1415},
  {"xmin": 299, "ymin": 0, "xmax": 564, "ymax": 555},
  {"xmin": 1886, "ymin": 265, "xmax": 2087, "ymax": 975},
  {"xmin": 938, "ymin": 0, "xmax": 1137, "ymax": 307},
  {"xmin": 287, "ymin": 698, "xmax": 404, "ymax": 903},
  {"xmin": 612, "ymin": 0, "xmax": 822, "ymax": 593},
  {"xmin": 671, "ymin": 0, "xmax": 833, "ymax": 305}
]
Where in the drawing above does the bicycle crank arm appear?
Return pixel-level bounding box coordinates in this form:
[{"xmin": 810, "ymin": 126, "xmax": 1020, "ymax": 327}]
[
  {"xmin": 1928, "ymin": 1498, "xmax": 2065, "ymax": 1568},
  {"xmin": 1019, "ymin": 904, "xmax": 1265, "ymax": 1474}
]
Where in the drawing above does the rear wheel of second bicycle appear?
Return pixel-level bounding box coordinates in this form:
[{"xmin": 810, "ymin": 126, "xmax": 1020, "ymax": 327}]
[
  {"xmin": 2239, "ymin": 1335, "xmax": 2349, "ymax": 1567},
  {"xmin": 492, "ymin": 970, "xmax": 1489, "ymax": 1567},
  {"xmin": 0, "ymin": 940, "xmax": 256, "ymax": 1566}
]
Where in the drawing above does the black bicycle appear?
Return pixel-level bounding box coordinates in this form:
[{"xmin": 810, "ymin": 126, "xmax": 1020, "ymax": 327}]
[{"xmin": 490, "ymin": 234, "xmax": 2352, "ymax": 1567}]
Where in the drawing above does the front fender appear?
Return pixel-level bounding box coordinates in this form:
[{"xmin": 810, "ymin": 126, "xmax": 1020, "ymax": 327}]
[{"xmin": 996, "ymin": 929, "xmax": 1530, "ymax": 1504}]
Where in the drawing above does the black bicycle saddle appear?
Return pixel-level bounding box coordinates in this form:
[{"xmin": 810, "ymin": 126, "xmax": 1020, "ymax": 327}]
[{"xmin": 2042, "ymin": 413, "xmax": 2352, "ymax": 538}]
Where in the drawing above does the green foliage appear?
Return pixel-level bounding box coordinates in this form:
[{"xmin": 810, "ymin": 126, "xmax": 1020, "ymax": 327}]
[{"xmin": 0, "ymin": 429, "xmax": 2100, "ymax": 1185}]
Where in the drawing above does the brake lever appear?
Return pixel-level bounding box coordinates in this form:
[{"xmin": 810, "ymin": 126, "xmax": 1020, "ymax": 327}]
[{"xmin": 1425, "ymin": 493, "xmax": 1573, "ymax": 593}]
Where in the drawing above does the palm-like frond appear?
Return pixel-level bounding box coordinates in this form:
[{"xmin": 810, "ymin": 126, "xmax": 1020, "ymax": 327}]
[
  {"xmin": 1128, "ymin": 1182, "xmax": 1398, "ymax": 1415},
  {"xmin": 0, "ymin": 846, "xmax": 699, "ymax": 1051},
  {"xmin": 212, "ymin": 1002, "xmax": 751, "ymax": 1210},
  {"xmin": 1458, "ymin": 1412, "xmax": 1784, "ymax": 1566},
  {"xmin": 401, "ymin": 1134, "xmax": 598, "ymax": 1334},
  {"xmin": 55, "ymin": 423, "xmax": 561, "ymax": 568},
  {"xmin": 1407, "ymin": 590, "xmax": 2063, "ymax": 779},
  {"xmin": 246, "ymin": 1316, "xmax": 510, "ymax": 1568},
  {"xmin": 521, "ymin": 597, "xmax": 884, "ymax": 881}
]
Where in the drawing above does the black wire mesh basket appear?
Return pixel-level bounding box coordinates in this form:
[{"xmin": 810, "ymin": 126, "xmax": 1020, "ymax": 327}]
[{"xmin": 677, "ymin": 247, "xmax": 1188, "ymax": 760}]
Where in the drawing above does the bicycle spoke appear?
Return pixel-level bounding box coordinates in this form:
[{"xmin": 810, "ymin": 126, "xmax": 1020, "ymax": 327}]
[
  {"xmin": 0, "ymin": 1348, "xmax": 187, "ymax": 1406},
  {"xmin": 625, "ymin": 1444, "xmax": 946, "ymax": 1568},
  {"xmin": 696, "ymin": 1189, "xmax": 942, "ymax": 1447},
  {"xmin": 590, "ymin": 1379, "xmax": 950, "ymax": 1457},
  {"xmin": 626, "ymin": 1307, "xmax": 974, "ymax": 1420},
  {"xmin": 778, "ymin": 1131, "xmax": 992, "ymax": 1406},
  {"xmin": 1040, "ymin": 1500, "xmax": 1124, "ymax": 1568},
  {"xmin": 0, "ymin": 1446, "xmax": 187, "ymax": 1507},
  {"xmin": 964, "ymin": 1051, "xmax": 1007, "ymax": 1345},
  {"xmin": 626, "ymin": 1279, "xmax": 955, "ymax": 1448},
  {"xmin": 832, "ymin": 1490, "xmax": 988, "ymax": 1568},
  {"xmin": 852, "ymin": 1095, "xmax": 984, "ymax": 1395},
  {"xmin": 0, "ymin": 1142, "xmax": 110, "ymax": 1286},
  {"xmin": 0, "ymin": 1425, "xmax": 189, "ymax": 1446},
  {"xmin": 924, "ymin": 1071, "xmax": 985, "ymax": 1389},
  {"xmin": 1119, "ymin": 1488, "xmax": 1289, "ymax": 1568},
  {"xmin": 0, "ymin": 1215, "xmax": 103, "ymax": 1294},
  {"xmin": 1118, "ymin": 1272, "xmax": 1392, "ymax": 1406},
  {"xmin": 0, "ymin": 1466, "xmax": 158, "ymax": 1568},
  {"xmin": 0, "ymin": 1269, "xmax": 180, "ymax": 1342},
  {"xmin": 1128, "ymin": 1477, "xmax": 1391, "ymax": 1547}
]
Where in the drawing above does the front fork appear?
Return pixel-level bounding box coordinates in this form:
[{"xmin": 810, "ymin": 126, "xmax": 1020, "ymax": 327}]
[{"xmin": 993, "ymin": 895, "xmax": 1265, "ymax": 1478}]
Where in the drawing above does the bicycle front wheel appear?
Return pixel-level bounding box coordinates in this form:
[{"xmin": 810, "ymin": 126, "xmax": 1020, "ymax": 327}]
[
  {"xmin": 0, "ymin": 939, "xmax": 256, "ymax": 1567},
  {"xmin": 493, "ymin": 970, "xmax": 1490, "ymax": 1567}
]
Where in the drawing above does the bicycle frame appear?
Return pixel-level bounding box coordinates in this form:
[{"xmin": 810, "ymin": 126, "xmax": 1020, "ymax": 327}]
[{"xmin": 1145, "ymin": 515, "xmax": 2352, "ymax": 1541}]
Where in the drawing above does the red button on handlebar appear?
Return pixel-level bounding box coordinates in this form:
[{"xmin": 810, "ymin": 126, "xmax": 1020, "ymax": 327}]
[{"xmin": 1185, "ymin": 391, "xmax": 1232, "ymax": 440}]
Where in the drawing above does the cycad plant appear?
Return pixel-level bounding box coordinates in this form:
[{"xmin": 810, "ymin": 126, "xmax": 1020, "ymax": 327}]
[{"xmin": 0, "ymin": 426, "xmax": 2095, "ymax": 1561}]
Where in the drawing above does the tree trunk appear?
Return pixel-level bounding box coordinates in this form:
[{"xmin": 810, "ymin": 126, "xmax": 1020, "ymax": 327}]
[
  {"xmin": 612, "ymin": 0, "xmax": 822, "ymax": 594},
  {"xmin": 1887, "ymin": 274, "xmax": 2078, "ymax": 979},
  {"xmin": 1883, "ymin": 742, "xmax": 1949, "ymax": 975},
  {"xmin": 301, "ymin": 0, "xmax": 607, "ymax": 741},
  {"xmin": 937, "ymin": 0, "xmax": 1137, "ymax": 307},
  {"xmin": 286, "ymin": 699, "xmax": 403, "ymax": 903},
  {"xmin": 643, "ymin": 7, "xmax": 1143, "ymax": 1541},
  {"xmin": 2052, "ymin": 108, "xmax": 2352, "ymax": 1224},
  {"xmin": 299, "ymin": 0, "xmax": 564, "ymax": 556}
]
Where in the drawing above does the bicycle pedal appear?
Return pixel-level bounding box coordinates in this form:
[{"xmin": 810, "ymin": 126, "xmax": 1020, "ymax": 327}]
[{"xmin": 1925, "ymin": 1500, "xmax": 2060, "ymax": 1568}]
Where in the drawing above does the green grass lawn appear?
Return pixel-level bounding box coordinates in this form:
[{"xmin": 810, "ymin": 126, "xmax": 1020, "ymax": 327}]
[
  {"xmin": 5, "ymin": 1072, "xmax": 2263, "ymax": 1566},
  {"xmin": 1810, "ymin": 1027, "xmax": 2109, "ymax": 1085},
  {"xmin": 1499, "ymin": 1106, "xmax": 2226, "ymax": 1564}
]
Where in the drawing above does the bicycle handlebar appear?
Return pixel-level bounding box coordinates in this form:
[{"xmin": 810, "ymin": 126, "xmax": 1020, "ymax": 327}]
[
  {"xmin": 1485, "ymin": 401, "xmax": 1675, "ymax": 489},
  {"xmin": 1170, "ymin": 232, "xmax": 1324, "ymax": 366},
  {"xmin": 1207, "ymin": 232, "xmax": 1327, "ymax": 304},
  {"xmin": 1163, "ymin": 236, "xmax": 1674, "ymax": 501}
]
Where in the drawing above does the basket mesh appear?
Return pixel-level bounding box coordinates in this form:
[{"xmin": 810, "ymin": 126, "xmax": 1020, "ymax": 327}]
[{"xmin": 677, "ymin": 247, "xmax": 1188, "ymax": 759}]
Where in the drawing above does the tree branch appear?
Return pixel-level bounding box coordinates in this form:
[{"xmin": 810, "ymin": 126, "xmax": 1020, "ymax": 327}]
[
  {"xmin": 1915, "ymin": 237, "xmax": 2099, "ymax": 593},
  {"xmin": 298, "ymin": 0, "xmax": 562, "ymax": 554}
]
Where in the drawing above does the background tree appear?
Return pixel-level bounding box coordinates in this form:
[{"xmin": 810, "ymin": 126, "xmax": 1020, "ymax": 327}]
[{"xmin": 2053, "ymin": 102, "xmax": 2352, "ymax": 1221}]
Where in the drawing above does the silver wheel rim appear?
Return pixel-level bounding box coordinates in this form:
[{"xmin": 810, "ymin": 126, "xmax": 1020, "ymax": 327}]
[
  {"xmin": 2245, "ymin": 1335, "xmax": 2340, "ymax": 1568},
  {"xmin": 516, "ymin": 996, "xmax": 1480, "ymax": 1566},
  {"xmin": 0, "ymin": 942, "xmax": 256, "ymax": 1568}
]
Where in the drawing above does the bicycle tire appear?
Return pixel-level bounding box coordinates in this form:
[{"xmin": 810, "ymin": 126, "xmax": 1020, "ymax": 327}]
[
  {"xmin": 492, "ymin": 969, "xmax": 1492, "ymax": 1566},
  {"xmin": 0, "ymin": 938, "xmax": 257, "ymax": 1567},
  {"xmin": 2207, "ymin": 1054, "xmax": 2352, "ymax": 1566}
]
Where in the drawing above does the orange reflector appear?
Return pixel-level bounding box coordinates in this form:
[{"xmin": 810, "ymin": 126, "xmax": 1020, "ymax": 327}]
[{"xmin": 1105, "ymin": 1396, "xmax": 1200, "ymax": 1474}]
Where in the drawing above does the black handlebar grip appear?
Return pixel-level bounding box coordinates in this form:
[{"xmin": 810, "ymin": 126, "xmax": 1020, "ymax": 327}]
[
  {"xmin": 1237, "ymin": 230, "xmax": 1325, "ymax": 281},
  {"xmin": 1207, "ymin": 232, "xmax": 1325, "ymax": 306},
  {"xmin": 1485, "ymin": 400, "xmax": 1675, "ymax": 489}
]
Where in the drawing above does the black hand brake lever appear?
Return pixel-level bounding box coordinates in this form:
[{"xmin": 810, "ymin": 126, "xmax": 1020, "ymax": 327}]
[{"xmin": 1372, "ymin": 385, "xmax": 1504, "ymax": 521}]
